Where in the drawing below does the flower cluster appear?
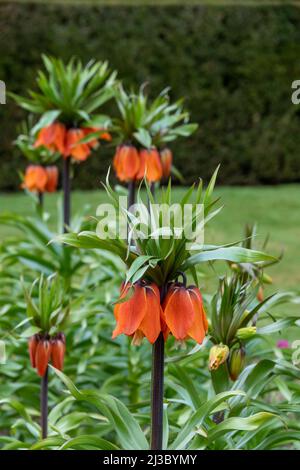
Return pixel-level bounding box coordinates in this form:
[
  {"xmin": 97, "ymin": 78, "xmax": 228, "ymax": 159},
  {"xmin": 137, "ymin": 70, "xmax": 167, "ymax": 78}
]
[
  {"xmin": 113, "ymin": 145, "xmax": 172, "ymax": 183},
  {"xmin": 28, "ymin": 332, "xmax": 66, "ymax": 377},
  {"xmin": 22, "ymin": 165, "xmax": 58, "ymax": 193},
  {"xmin": 35, "ymin": 122, "xmax": 111, "ymax": 162},
  {"xmin": 113, "ymin": 279, "xmax": 208, "ymax": 345}
]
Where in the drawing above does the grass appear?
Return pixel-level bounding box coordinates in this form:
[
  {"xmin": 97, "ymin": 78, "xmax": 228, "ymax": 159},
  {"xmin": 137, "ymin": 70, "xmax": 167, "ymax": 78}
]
[{"xmin": 1, "ymin": 185, "xmax": 300, "ymax": 294}]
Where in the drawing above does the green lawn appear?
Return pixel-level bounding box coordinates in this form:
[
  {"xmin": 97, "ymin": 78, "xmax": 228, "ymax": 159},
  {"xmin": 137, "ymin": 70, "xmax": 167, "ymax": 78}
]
[{"xmin": 1, "ymin": 185, "xmax": 300, "ymax": 295}]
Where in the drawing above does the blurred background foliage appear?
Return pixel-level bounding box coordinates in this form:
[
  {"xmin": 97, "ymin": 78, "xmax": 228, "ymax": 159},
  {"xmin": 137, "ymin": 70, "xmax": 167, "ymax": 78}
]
[{"xmin": 1, "ymin": 1, "xmax": 300, "ymax": 189}]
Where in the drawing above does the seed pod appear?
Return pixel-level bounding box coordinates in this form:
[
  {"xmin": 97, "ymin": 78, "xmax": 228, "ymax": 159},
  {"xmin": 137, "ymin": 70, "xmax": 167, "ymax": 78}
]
[
  {"xmin": 35, "ymin": 338, "xmax": 51, "ymax": 377},
  {"xmin": 28, "ymin": 334, "xmax": 39, "ymax": 368},
  {"xmin": 209, "ymin": 344, "xmax": 229, "ymax": 370},
  {"xmin": 228, "ymin": 347, "xmax": 246, "ymax": 381}
]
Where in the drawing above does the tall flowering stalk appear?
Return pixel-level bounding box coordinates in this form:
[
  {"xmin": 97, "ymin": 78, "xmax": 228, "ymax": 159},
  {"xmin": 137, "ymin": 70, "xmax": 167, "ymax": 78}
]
[
  {"xmin": 11, "ymin": 56, "xmax": 117, "ymax": 231},
  {"xmin": 58, "ymin": 169, "xmax": 275, "ymax": 449},
  {"xmin": 24, "ymin": 274, "xmax": 68, "ymax": 438}
]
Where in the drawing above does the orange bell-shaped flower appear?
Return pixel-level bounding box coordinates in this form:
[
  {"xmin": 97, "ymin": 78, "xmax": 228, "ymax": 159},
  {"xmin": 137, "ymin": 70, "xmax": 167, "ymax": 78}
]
[
  {"xmin": 137, "ymin": 148, "xmax": 163, "ymax": 182},
  {"xmin": 45, "ymin": 166, "xmax": 59, "ymax": 193},
  {"xmin": 64, "ymin": 128, "xmax": 91, "ymax": 161},
  {"xmin": 35, "ymin": 122, "xmax": 66, "ymax": 155},
  {"xmin": 22, "ymin": 165, "xmax": 48, "ymax": 193},
  {"xmin": 162, "ymin": 282, "xmax": 208, "ymax": 343},
  {"xmin": 160, "ymin": 148, "xmax": 173, "ymax": 179},
  {"xmin": 113, "ymin": 145, "xmax": 140, "ymax": 182},
  {"xmin": 35, "ymin": 337, "xmax": 51, "ymax": 377},
  {"xmin": 83, "ymin": 127, "xmax": 112, "ymax": 149},
  {"xmin": 28, "ymin": 334, "xmax": 39, "ymax": 368},
  {"xmin": 51, "ymin": 332, "xmax": 66, "ymax": 371},
  {"xmin": 113, "ymin": 281, "xmax": 162, "ymax": 344}
]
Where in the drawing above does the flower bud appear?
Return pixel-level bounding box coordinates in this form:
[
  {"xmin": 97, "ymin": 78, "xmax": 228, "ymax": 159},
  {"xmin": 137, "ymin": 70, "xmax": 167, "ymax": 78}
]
[
  {"xmin": 236, "ymin": 326, "xmax": 256, "ymax": 341},
  {"xmin": 262, "ymin": 273, "xmax": 273, "ymax": 285},
  {"xmin": 228, "ymin": 347, "xmax": 245, "ymax": 381},
  {"xmin": 257, "ymin": 286, "xmax": 264, "ymax": 302},
  {"xmin": 209, "ymin": 344, "xmax": 229, "ymax": 370}
]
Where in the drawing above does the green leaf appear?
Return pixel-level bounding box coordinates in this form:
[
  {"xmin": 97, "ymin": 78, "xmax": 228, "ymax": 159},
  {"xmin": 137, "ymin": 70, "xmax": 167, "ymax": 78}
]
[
  {"xmin": 207, "ymin": 412, "xmax": 277, "ymax": 443},
  {"xmin": 170, "ymin": 390, "xmax": 245, "ymax": 450},
  {"xmin": 59, "ymin": 435, "xmax": 119, "ymax": 450},
  {"xmin": 183, "ymin": 247, "xmax": 277, "ymax": 270},
  {"xmin": 133, "ymin": 128, "xmax": 152, "ymax": 148}
]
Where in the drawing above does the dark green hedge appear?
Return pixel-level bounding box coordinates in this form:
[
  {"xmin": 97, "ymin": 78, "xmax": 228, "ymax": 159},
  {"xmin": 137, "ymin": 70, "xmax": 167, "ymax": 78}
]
[{"xmin": 1, "ymin": 2, "xmax": 300, "ymax": 190}]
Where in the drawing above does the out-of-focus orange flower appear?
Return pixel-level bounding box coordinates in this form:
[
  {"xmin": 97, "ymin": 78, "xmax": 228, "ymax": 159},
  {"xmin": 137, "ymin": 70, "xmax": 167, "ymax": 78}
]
[
  {"xmin": 113, "ymin": 281, "xmax": 162, "ymax": 344},
  {"xmin": 160, "ymin": 148, "xmax": 173, "ymax": 179},
  {"xmin": 138, "ymin": 148, "xmax": 163, "ymax": 182},
  {"xmin": 35, "ymin": 122, "xmax": 108, "ymax": 162},
  {"xmin": 45, "ymin": 166, "xmax": 59, "ymax": 192},
  {"xmin": 22, "ymin": 165, "xmax": 59, "ymax": 193},
  {"xmin": 51, "ymin": 332, "xmax": 66, "ymax": 371},
  {"xmin": 162, "ymin": 283, "xmax": 208, "ymax": 343},
  {"xmin": 64, "ymin": 128, "xmax": 91, "ymax": 161},
  {"xmin": 28, "ymin": 333, "xmax": 66, "ymax": 376},
  {"xmin": 35, "ymin": 122, "xmax": 66, "ymax": 155},
  {"xmin": 113, "ymin": 145, "xmax": 140, "ymax": 182},
  {"xmin": 83, "ymin": 127, "xmax": 112, "ymax": 149},
  {"xmin": 22, "ymin": 165, "xmax": 48, "ymax": 193}
]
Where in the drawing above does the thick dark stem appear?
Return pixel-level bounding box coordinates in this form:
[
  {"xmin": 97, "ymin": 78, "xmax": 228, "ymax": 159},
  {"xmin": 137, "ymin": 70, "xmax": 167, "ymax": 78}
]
[
  {"xmin": 128, "ymin": 180, "xmax": 135, "ymax": 211},
  {"xmin": 38, "ymin": 191, "xmax": 44, "ymax": 209},
  {"xmin": 41, "ymin": 366, "xmax": 48, "ymax": 439},
  {"xmin": 150, "ymin": 182, "xmax": 155, "ymax": 198},
  {"xmin": 63, "ymin": 157, "xmax": 71, "ymax": 232},
  {"xmin": 150, "ymin": 332, "xmax": 165, "ymax": 450}
]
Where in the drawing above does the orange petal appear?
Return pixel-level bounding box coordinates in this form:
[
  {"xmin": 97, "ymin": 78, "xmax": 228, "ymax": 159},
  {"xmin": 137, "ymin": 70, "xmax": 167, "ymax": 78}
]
[
  {"xmin": 23, "ymin": 165, "xmax": 48, "ymax": 193},
  {"xmin": 45, "ymin": 166, "xmax": 58, "ymax": 192},
  {"xmin": 139, "ymin": 149, "xmax": 163, "ymax": 183},
  {"xmin": 112, "ymin": 284, "xmax": 147, "ymax": 338},
  {"xmin": 189, "ymin": 287, "xmax": 208, "ymax": 331},
  {"xmin": 187, "ymin": 289, "xmax": 207, "ymax": 343},
  {"xmin": 138, "ymin": 284, "xmax": 161, "ymax": 343},
  {"xmin": 163, "ymin": 286, "xmax": 195, "ymax": 340},
  {"xmin": 160, "ymin": 148, "xmax": 172, "ymax": 178},
  {"xmin": 116, "ymin": 145, "xmax": 140, "ymax": 181},
  {"xmin": 65, "ymin": 129, "xmax": 91, "ymax": 161},
  {"xmin": 136, "ymin": 149, "xmax": 147, "ymax": 180},
  {"xmin": 35, "ymin": 339, "xmax": 51, "ymax": 377},
  {"xmin": 51, "ymin": 338, "xmax": 65, "ymax": 371}
]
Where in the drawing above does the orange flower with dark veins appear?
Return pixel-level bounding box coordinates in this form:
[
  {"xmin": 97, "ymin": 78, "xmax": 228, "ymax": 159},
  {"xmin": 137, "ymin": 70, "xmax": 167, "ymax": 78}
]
[
  {"xmin": 51, "ymin": 332, "xmax": 66, "ymax": 371},
  {"xmin": 113, "ymin": 145, "xmax": 140, "ymax": 182},
  {"xmin": 22, "ymin": 165, "xmax": 48, "ymax": 192},
  {"xmin": 34, "ymin": 122, "xmax": 66, "ymax": 155},
  {"xmin": 160, "ymin": 148, "xmax": 173, "ymax": 179},
  {"xmin": 138, "ymin": 148, "xmax": 163, "ymax": 182},
  {"xmin": 162, "ymin": 283, "xmax": 208, "ymax": 343},
  {"xmin": 64, "ymin": 128, "xmax": 91, "ymax": 161},
  {"xmin": 113, "ymin": 281, "xmax": 162, "ymax": 344},
  {"xmin": 45, "ymin": 166, "xmax": 59, "ymax": 192}
]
